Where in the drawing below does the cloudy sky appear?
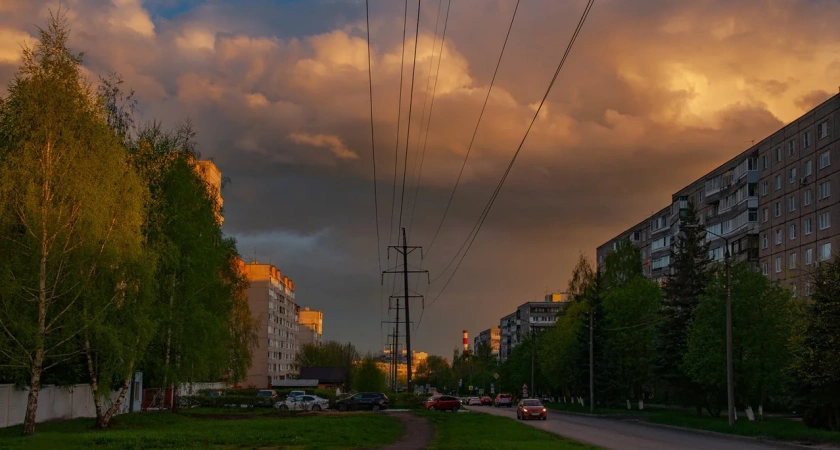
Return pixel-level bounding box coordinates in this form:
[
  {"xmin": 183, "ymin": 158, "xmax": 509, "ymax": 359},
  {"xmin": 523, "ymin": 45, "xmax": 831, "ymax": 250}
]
[{"xmin": 2, "ymin": 0, "xmax": 839, "ymax": 357}]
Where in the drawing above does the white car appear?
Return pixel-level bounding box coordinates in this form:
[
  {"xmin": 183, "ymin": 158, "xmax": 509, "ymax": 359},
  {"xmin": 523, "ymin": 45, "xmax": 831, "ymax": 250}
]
[
  {"xmin": 467, "ymin": 397, "xmax": 481, "ymax": 406},
  {"xmin": 275, "ymin": 394, "xmax": 330, "ymax": 411}
]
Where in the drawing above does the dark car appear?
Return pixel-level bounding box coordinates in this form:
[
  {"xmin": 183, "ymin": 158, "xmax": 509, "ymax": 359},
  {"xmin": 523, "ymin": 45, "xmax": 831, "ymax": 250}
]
[
  {"xmin": 517, "ymin": 398, "xmax": 547, "ymax": 420},
  {"xmin": 335, "ymin": 392, "xmax": 389, "ymax": 412},
  {"xmin": 426, "ymin": 395, "xmax": 460, "ymax": 412},
  {"xmin": 480, "ymin": 396, "xmax": 493, "ymax": 406}
]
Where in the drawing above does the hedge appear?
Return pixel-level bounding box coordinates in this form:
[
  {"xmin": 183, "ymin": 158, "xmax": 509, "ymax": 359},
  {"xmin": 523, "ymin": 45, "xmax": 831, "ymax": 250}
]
[{"xmin": 182, "ymin": 395, "xmax": 274, "ymax": 408}]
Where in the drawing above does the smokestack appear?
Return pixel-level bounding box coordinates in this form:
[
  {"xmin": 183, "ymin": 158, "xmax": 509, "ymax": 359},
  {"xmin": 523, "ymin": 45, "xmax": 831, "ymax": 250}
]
[{"xmin": 463, "ymin": 330, "xmax": 469, "ymax": 355}]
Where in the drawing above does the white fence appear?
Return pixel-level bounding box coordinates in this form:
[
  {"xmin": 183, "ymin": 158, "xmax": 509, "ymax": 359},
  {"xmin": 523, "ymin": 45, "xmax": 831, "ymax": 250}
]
[
  {"xmin": 0, "ymin": 381, "xmax": 227, "ymax": 428},
  {"xmin": 0, "ymin": 384, "xmax": 128, "ymax": 429}
]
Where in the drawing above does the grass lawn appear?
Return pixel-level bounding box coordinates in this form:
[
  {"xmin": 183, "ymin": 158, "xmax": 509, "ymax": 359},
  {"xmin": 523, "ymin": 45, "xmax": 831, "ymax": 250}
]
[
  {"xmin": 0, "ymin": 409, "xmax": 403, "ymax": 450},
  {"xmin": 546, "ymin": 402, "xmax": 647, "ymax": 416},
  {"xmin": 417, "ymin": 410, "xmax": 597, "ymax": 450}
]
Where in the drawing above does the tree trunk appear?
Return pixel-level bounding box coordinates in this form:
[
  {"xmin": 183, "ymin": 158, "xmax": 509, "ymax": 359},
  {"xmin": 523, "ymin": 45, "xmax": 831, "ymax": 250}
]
[
  {"xmin": 97, "ymin": 372, "xmax": 132, "ymax": 429},
  {"xmin": 22, "ymin": 347, "xmax": 44, "ymax": 436},
  {"xmin": 83, "ymin": 334, "xmax": 105, "ymax": 421}
]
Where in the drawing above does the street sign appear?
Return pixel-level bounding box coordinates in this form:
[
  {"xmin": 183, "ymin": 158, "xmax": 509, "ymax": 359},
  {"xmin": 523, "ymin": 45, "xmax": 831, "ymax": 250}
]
[
  {"xmin": 469, "ymin": 385, "xmax": 473, "ymax": 391},
  {"xmin": 493, "ymin": 373, "xmax": 499, "ymax": 380},
  {"xmin": 458, "ymin": 379, "xmax": 462, "ymax": 387},
  {"xmin": 490, "ymin": 386, "xmax": 495, "ymax": 394},
  {"xmin": 490, "ymin": 383, "xmax": 494, "ymax": 388},
  {"xmin": 479, "ymin": 389, "xmax": 484, "ymax": 395},
  {"xmin": 522, "ymin": 383, "xmax": 529, "ymax": 398}
]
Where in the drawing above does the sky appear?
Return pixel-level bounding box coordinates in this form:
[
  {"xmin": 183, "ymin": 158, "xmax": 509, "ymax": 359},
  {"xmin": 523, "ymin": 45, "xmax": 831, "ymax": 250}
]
[{"xmin": 2, "ymin": 0, "xmax": 839, "ymax": 358}]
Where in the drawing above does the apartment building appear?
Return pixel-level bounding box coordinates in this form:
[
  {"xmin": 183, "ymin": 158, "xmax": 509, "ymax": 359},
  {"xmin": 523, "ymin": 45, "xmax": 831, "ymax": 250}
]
[
  {"xmin": 474, "ymin": 328, "xmax": 501, "ymax": 356},
  {"xmin": 195, "ymin": 160, "xmax": 224, "ymax": 225},
  {"xmin": 597, "ymin": 93, "xmax": 839, "ymax": 292},
  {"xmin": 241, "ymin": 261, "xmax": 299, "ymax": 388},
  {"xmin": 499, "ymin": 294, "xmax": 569, "ymax": 361},
  {"xmin": 298, "ymin": 307, "xmax": 323, "ymax": 347}
]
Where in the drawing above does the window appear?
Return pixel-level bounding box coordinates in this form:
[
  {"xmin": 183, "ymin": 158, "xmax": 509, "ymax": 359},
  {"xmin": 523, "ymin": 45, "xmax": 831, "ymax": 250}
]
[
  {"xmin": 775, "ymin": 175, "xmax": 781, "ymax": 190},
  {"xmin": 819, "ymin": 181, "xmax": 831, "ymax": 200},
  {"xmin": 761, "ymin": 181, "xmax": 768, "ymax": 196},
  {"xmin": 805, "ymin": 160, "xmax": 813, "ymax": 177},
  {"xmin": 820, "ymin": 151, "xmax": 831, "ymax": 169},
  {"xmin": 805, "ymin": 218, "xmax": 813, "ymax": 234},
  {"xmin": 789, "ymin": 252, "xmax": 797, "ymax": 269},
  {"xmin": 789, "ymin": 167, "xmax": 797, "ymax": 183},
  {"xmin": 818, "ymin": 121, "xmax": 829, "ymax": 139},
  {"xmin": 820, "ymin": 242, "xmax": 832, "ymax": 261},
  {"xmin": 763, "ymin": 155, "xmax": 769, "ymax": 170},
  {"xmin": 775, "ymin": 201, "xmax": 781, "ymax": 217},
  {"xmin": 805, "ymin": 248, "xmax": 814, "ymax": 265},
  {"xmin": 803, "ymin": 132, "xmax": 811, "ymax": 149},
  {"xmin": 776, "ymin": 147, "xmax": 782, "ymax": 162},
  {"xmin": 804, "ymin": 189, "xmax": 813, "ymax": 206},
  {"xmin": 763, "ymin": 208, "xmax": 769, "ymax": 222},
  {"xmin": 789, "ymin": 223, "xmax": 797, "ymax": 240},
  {"xmin": 762, "ymin": 233, "xmax": 768, "ymax": 249},
  {"xmin": 761, "ymin": 261, "xmax": 769, "ymax": 275},
  {"xmin": 775, "ymin": 257, "xmax": 782, "ymax": 273},
  {"xmin": 709, "ymin": 247, "xmax": 725, "ymax": 261},
  {"xmin": 819, "ymin": 212, "xmax": 831, "ymax": 230},
  {"xmin": 775, "ymin": 229, "xmax": 782, "ymax": 245},
  {"xmin": 789, "ymin": 195, "xmax": 797, "ymax": 212}
]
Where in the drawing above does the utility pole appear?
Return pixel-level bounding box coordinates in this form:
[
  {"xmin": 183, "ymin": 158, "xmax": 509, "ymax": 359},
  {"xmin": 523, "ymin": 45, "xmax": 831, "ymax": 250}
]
[
  {"xmin": 589, "ymin": 302, "xmax": 594, "ymax": 413},
  {"xmin": 725, "ymin": 244, "xmax": 735, "ymax": 427},
  {"xmin": 382, "ymin": 228, "xmax": 428, "ymax": 392},
  {"xmin": 530, "ymin": 329, "xmax": 535, "ymax": 398}
]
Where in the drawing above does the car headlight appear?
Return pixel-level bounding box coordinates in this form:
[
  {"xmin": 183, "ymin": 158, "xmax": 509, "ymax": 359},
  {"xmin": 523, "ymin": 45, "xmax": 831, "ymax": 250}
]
[{"xmin": 542, "ymin": 408, "xmax": 547, "ymax": 412}]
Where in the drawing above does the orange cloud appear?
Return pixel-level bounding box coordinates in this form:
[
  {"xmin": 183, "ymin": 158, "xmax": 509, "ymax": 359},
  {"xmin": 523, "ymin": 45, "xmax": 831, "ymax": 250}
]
[{"xmin": 287, "ymin": 132, "xmax": 360, "ymax": 161}]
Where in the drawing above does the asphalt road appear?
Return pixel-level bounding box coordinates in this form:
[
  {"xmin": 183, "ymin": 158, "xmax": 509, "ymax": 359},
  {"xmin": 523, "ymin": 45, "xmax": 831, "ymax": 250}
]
[{"xmin": 466, "ymin": 405, "xmax": 798, "ymax": 450}]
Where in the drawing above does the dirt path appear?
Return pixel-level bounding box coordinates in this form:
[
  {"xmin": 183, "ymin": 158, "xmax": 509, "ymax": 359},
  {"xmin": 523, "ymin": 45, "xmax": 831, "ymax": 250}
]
[{"xmin": 377, "ymin": 411, "xmax": 434, "ymax": 450}]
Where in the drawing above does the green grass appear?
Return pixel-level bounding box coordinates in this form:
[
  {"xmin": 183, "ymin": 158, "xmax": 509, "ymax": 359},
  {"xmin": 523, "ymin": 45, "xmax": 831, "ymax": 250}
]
[
  {"xmin": 645, "ymin": 410, "xmax": 840, "ymax": 445},
  {"xmin": 417, "ymin": 410, "xmax": 597, "ymax": 450},
  {"xmin": 0, "ymin": 409, "xmax": 404, "ymax": 450},
  {"xmin": 545, "ymin": 402, "xmax": 647, "ymax": 416}
]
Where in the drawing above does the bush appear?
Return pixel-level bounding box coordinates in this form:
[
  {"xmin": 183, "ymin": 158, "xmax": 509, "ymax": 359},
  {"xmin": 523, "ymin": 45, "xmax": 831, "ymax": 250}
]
[
  {"xmin": 182, "ymin": 395, "xmax": 273, "ymax": 408},
  {"xmin": 394, "ymin": 393, "xmax": 429, "ymax": 409}
]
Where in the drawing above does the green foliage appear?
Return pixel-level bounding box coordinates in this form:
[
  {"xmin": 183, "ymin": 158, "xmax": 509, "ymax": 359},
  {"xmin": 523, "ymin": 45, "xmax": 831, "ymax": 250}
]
[
  {"xmin": 539, "ymin": 299, "xmax": 588, "ymax": 397},
  {"xmin": 795, "ymin": 257, "xmax": 840, "ymax": 430},
  {"xmin": 394, "ymin": 392, "xmax": 429, "ymax": 409},
  {"xmin": 683, "ymin": 263, "xmax": 800, "ymax": 416},
  {"xmin": 602, "ymin": 239, "xmax": 643, "ymax": 290},
  {"xmin": 352, "ymin": 355, "xmax": 387, "ymax": 393},
  {"xmin": 181, "ymin": 395, "xmax": 274, "ymax": 409},
  {"xmin": 656, "ymin": 199, "xmax": 710, "ymax": 408},
  {"xmin": 414, "ymin": 355, "xmax": 453, "ymax": 390},
  {"xmin": 293, "ymin": 341, "xmax": 359, "ymax": 389}
]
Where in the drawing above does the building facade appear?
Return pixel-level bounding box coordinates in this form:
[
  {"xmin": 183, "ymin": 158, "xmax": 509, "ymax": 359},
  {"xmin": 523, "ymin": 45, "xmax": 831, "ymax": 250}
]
[
  {"xmin": 499, "ymin": 294, "xmax": 569, "ymax": 361},
  {"xmin": 597, "ymin": 93, "xmax": 839, "ymax": 293},
  {"xmin": 298, "ymin": 307, "xmax": 323, "ymax": 347},
  {"xmin": 195, "ymin": 160, "xmax": 224, "ymax": 225},
  {"xmin": 474, "ymin": 328, "xmax": 501, "ymax": 356},
  {"xmin": 241, "ymin": 261, "xmax": 299, "ymax": 388}
]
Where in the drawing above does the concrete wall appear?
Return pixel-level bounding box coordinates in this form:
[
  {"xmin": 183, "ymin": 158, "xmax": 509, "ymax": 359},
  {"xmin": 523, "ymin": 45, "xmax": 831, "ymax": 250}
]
[{"xmin": 0, "ymin": 384, "xmax": 128, "ymax": 428}]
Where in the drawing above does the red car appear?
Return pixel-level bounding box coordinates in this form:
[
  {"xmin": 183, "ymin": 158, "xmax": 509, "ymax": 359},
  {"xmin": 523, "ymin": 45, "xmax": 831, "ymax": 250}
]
[
  {"xmin": 517, "ymin": 398, "xmax": 547, "ymax": 420},
  {"xmin": 426, "ymin": 395, "xmax": 460, "ymax": 412},
  {"xmin": 480, "ymin": 396, "xmax": 493, "ymax": 406}
]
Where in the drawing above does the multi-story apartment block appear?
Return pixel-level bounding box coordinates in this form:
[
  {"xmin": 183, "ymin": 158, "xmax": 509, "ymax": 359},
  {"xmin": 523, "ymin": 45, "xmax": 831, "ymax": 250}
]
[
  {"xmin": 195, "ymin": 160, "xmax": 224, "ymax": 225},
  {"xmin": 474, "ymin": 328, "xmax": 501, "ymax": 356},
  {"xmin": 298, "ymin": 307, "xmax": 323, "ymax": 347},
  {"xmin": 598, "ymin": 93, "xmax": 839, "ymax": 293},
  {"xmin": 499, "ymin": 294, "xmax": 569, "ymax": 361},
  {"xmin": 242, "ymin": 261, "xmax": 299, "ymax": 388}
]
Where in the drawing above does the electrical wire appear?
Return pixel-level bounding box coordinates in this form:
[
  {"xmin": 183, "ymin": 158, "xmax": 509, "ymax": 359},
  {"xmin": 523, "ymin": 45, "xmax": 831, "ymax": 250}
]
[
  {"xmin": 416, "ymin": 0, "xmax": 596, "ymax": 335},
  {"xmin": 397, "ymin": 0, "xmax": 422, "ymax": 235},
  {"xmin": 425, "ymin": 0, "xmax": 521, "ymax": 256},
  {"xmin": 365, "ymin": 0, "xmax": 382, "ymax": 275},
  {"xmin": 389, "ymin": 0, "xmax": 410, "ymax": 248}
]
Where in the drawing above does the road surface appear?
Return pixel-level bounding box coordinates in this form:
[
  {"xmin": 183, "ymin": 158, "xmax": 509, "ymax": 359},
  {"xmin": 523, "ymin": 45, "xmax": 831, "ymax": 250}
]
[{"xmin": 466, "ymin": 405, "xmax": 799, "ymax": 450}]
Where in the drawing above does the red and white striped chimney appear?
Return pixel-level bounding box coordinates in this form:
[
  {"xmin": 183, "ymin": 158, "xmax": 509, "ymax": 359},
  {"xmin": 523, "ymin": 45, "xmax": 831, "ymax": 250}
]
[{"xmin": 463, "ymin": 330, "xmax": 469, "ymax": 355}]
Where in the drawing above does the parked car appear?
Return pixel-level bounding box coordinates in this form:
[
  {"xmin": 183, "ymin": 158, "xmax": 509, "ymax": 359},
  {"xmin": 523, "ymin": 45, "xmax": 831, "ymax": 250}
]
[
  {"xmin": 206, "ymin": 390, "xmax": 224, "ymax": 397},
  {"xmin": 335, "ymin": 392, "xmax": 389, "ymax": 412},
  {"xmin": 275, "ymin": 394, "xmax": 330, "ymax": 411},
  {"xmin": 480, "ymin": 396, "xmax": 493, "ymax": 406},
  {"xmin": 467, "ymin": 397, "xmax": 481, "ymax": 406},
  {"xmin": 426, "ymin": 395, "xmax": 460, "ymax": 412},
  {"xmin": 287, "ymin": 390, "xmax": 306, "ymax": 400},
  {"xmin": 516, "ymin": 398, "xmax": 547, "ymax": 420},
  {"xmin": 494, "ymin": 393, "xmax": 513, "ymax": 407},
  {"xmin": 256, "ymin": 389, "xmax": 278, "ymax": 406}
]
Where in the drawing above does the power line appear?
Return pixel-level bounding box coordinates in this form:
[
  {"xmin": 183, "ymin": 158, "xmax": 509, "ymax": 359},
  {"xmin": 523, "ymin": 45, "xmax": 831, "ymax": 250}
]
[
  {"xmin": 425, "ymin": 0, "xmax": 521, "ymax": 256},
  {"xmin": 389, "ymin": 0, "xmax": 410, "ymax": 248},
  {"xmin": 405, "ymin": 0, "xmax": 445, "ymax": 241},
  {"xmin": 397, "ymin": 0, "xmax": 422, "ymax": 237},
  {"xmin": 365, "ymin": 0, "xmax": 382, "ymax": 275},
  {"xmin": 418, "ymin": 0, "xmax": 596, "ymax": 332}
]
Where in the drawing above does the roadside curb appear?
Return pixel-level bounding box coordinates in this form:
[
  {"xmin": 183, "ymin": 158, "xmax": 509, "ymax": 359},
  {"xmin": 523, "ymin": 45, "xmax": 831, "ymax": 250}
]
[
  {"xmin": 548, "ymin": 409, "xmax": 641, "ymax": 420},
  {"xmin": 628, "ymin": 419, "xmax": 835, "ymax": 450}
]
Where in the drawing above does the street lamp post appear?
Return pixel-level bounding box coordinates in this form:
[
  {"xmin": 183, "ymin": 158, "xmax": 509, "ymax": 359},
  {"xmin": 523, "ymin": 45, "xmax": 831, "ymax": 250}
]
[{"xmin": 686, "ymin": 225, "xmax": 735, "ymax": 427}]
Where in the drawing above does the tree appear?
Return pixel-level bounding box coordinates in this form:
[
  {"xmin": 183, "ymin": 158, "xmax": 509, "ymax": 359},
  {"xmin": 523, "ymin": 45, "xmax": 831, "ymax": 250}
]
[
  {"xmin": 352, "ymin": 355, "xmax": 387, "ymax": 393},
  {"xmin": 0, "ymin": 12, "xmax": 147, "ymax": 435},
  {"xmin": 602, "ymin": 238, "xmax": 643, "ymax": 290},
  {"xmin": 683, "ymin": 263, "xmax": 799, "ymax": 417},
  {"xmin": 601, "ymin": 276, "xmax": 661, "ymax": 405},
  {"xmin": 294, "ymin": 341, "xmax": 360, "ymax": 389},
  {"xmin": 414, "ymin": 355, "xmax": 452, "ymax": 392},
  {"xmin": 567, "ymin": 252, "xmax": 596, "ymax": 300},
  {"xmin": 795, "ymin": 257, "xmax": 840, "ymax": 430},
  {"xmin": 656, "ymin": 199, "xmax": 711, "ymax": 413}
]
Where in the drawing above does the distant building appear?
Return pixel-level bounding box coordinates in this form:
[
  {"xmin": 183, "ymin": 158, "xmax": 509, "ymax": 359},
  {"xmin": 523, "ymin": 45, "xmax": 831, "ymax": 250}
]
[
  {"xmin": 499, "ymin": 293, "xmax": 569, "ymax": 361},
  {"xmin": 298, "ymin": 307, "xmax": 323, "ymax": 347},
  {"xmin": 241, "ymin": 261, "xmax": 299, "ymax": 388},
  {"xmin": 474, "ymin": 328, "xmax": 500, "ymax": 356},
  {"xmin": 195, "ymin": 160, "xmax": 224, "ymax": 225}
]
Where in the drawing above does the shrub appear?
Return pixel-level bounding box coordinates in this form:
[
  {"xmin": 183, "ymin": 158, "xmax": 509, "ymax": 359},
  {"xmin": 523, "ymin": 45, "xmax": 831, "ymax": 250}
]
[
  {"xmin": 394, "ymin": 393, "xmax": 429, "ymax": 409},
  {"xmin": 182, "ymin": 395, "xmax": 273, "ymax": 408}
]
